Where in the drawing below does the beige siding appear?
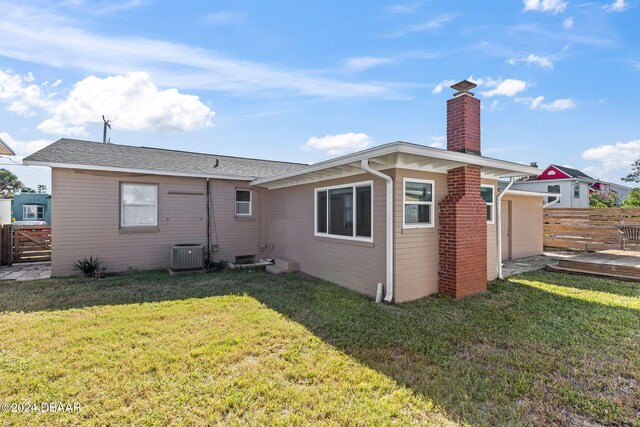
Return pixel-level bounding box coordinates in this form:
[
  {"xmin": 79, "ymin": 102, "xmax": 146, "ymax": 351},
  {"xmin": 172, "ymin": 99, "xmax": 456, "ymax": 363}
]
[
  {"xmin": 208, "ymin": 180, "xmax": 270, "ymax": 262},
  {"xmin": 51, "ymin": 168, "xmax": 209, "ymax": 276},
  {"xmin": 392, "ymin": 169, "xmax": 446, "ymax": 302},
  {"xmin": 268, "ymin": 173, "xmax": 386, "ymax": 297},
  {"xmin": 392, "ymin": 172, "xmax": 498, "ymax": 301},
  {"xmin": 501, "ymin": 195, "xmax": 544, "ymax": 259},
  {"xmin": 483, "ymin": 179, "xmax": 498, "ymax": 281}
]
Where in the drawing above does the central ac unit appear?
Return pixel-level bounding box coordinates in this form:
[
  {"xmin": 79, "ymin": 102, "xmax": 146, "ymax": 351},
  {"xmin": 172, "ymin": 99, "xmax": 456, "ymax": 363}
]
[{"xmin": 170, "ymin": 244, "xmax": 205, "ymax": 275}]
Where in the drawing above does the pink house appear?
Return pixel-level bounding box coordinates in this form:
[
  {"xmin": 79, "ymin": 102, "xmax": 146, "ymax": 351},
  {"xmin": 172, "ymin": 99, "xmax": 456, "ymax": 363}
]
[{"xmin": 24, "ymin": 80, "xmax": 547, "ymax": 302}]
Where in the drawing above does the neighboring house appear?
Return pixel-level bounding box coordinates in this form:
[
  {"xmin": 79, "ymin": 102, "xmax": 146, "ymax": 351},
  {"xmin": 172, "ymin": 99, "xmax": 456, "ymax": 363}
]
[
  {"xmin": 510, "ymin": 164, "xmax": 632, "ymax": 208},
  {"xmin": 24, "ymin": 80, "xmax": 548, "ymax": 302},
  {"xmin": 0, "ymin": 135, "xmax": 16, "ymax": 156},
  {"xmin": 12, "ymin": 192, "xmax": 52, "ymax": 224}
]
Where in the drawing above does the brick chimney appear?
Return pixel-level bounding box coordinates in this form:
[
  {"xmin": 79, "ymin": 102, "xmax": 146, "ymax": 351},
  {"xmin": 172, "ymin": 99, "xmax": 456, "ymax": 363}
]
[
  {"xmin": 446, "ymin": 80, "xmax": 481, "ymax": 155},
  {"xmin": 438, "ymin": 80, "xmax": 487, "ymax": 298}
]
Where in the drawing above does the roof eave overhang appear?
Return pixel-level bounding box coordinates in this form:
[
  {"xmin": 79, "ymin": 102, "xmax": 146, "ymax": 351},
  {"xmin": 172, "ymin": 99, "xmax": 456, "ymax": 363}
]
[
  {"xmin": 22, "ymin": 160, "xmax": 256, "ymax": 181},
  {"xmin": 251, "ymin": 143, "xmax": 540, "ymax": 189}
]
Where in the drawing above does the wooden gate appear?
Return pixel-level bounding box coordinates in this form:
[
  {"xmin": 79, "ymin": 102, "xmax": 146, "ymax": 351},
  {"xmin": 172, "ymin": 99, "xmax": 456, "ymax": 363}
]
[{"xmin": 11, "ymin": 225, "xmax": 52, "ymax": 263}]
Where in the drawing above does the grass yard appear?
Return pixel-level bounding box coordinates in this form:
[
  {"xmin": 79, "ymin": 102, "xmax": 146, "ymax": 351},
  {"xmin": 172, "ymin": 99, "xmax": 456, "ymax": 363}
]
[{"xmin": 0, "ymin": 270, "xmax": 639, "ymax": 426}]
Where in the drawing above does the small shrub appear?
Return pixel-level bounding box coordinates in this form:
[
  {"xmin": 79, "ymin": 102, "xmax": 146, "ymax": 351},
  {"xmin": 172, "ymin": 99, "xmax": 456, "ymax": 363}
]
[
  {"xmin": 73, "ymin": 256, "xmax": 104, "ymax": 278},
  {"xmin": 206, "ymin": 259, "xmax": 229, "ymax": 272}
]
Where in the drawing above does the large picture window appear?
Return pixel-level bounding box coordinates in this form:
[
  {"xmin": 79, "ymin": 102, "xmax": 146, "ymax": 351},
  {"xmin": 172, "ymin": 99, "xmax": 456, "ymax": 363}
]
[
  {"xmin": 315, "ymin": 181, "xmax": 372, "ymax": 241},
  {"xmin": 121, "ymin": 183, "xmax": 157, "ymax": 227},
  {"xmin": 403, "ymin": 179, "xmax": 434, "ymax": 228},
  {"xmin": 481, "ymin": 185, "xmax": 495, "ymax": 224},
  {"xmin": 23, "ymin": 205, "xmax": 44, "ymax": 220}
]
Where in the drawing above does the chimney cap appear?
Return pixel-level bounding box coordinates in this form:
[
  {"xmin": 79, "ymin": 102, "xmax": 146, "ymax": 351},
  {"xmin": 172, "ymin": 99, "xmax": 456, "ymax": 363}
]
[{"xmin": 451, "ymin": 80, "xmax": 477, "ymax": 97}]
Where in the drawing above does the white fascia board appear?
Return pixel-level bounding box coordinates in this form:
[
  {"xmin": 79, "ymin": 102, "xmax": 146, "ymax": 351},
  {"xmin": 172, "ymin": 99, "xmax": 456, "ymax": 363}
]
[
  {"xmin": 513, "ymin": 177, "xmax": 594, "ymax": 184},
  {"xmin": 22, "ymin": 160, "xmax": 255, "ymax": 181},
  {"xmin": 505, "ymin": 189, "xmax": 562, "ymax": 198},
  {"xmin": 251, "ymin": 142, "xmax": 540, "ymax": 187}
]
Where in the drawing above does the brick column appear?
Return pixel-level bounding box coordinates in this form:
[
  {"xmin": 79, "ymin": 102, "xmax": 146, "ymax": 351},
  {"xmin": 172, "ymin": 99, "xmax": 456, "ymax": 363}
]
[{"xmin": 438, "ymin": 165, "xmax": 487, "ymax": 298}]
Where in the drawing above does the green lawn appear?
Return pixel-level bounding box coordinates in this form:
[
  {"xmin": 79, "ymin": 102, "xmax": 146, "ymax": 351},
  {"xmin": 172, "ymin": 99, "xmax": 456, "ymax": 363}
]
[{"xmin": 0, "ymin": 270, "xmax": 638, "ymax": 426}]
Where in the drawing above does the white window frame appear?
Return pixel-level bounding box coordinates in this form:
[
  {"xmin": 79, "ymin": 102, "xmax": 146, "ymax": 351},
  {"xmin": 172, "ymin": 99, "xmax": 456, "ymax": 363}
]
[
  {"xmin": 547, "ymin": 185, "xmax": 560, "ymax": 204},
  {"xmin": 403, "ymin": 178, "xmax": 435, "ymax": 229},
  {"xmin": 235, "ymin": 189, "xmax": 252, "ymax": 216},
  {"xmin": 573, "ymin": 182, "xmax": 580, "ymax": 199},
  {"xmin": 314, "ymin": 180, "xmax": 373, "ymax": 242},
  {"xmin": 481, "ymin": 184, "xmax": 495, "ymax": 225},
  {"xmin": 120, "ymin": 183, "xmax": 158, "ymax": 228},
  {"xmin": 23, "ymin": 204, "xmax": 44, "ymax": 220}
]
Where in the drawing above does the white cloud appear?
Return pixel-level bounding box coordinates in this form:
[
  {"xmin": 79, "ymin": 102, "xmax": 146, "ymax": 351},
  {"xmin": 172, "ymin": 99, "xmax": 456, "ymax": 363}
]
[
  {"xmin": 202, "ymin": 11, "xmax": 243, "ymax": 25},
  {"xmin": 0, "ymin": 70, "xmax": 53, "ymax": 117},
  {"xmin": 582, "ymin": 139, "xmax": 640, "ymax": 180},
  {"xmin": 507, "ymin": 54, "xmax": 554, "ymax": 69},
  {"xmin": 562, "ymin": 16, "xmax": 575, "ymax": 29},
  {"xmin": 0, "ymin": 69, "xmax": 214, "ymax": 136},
  {"xmin": 0, "ymin": 3, "xmax": 400, "ymax": 99},
  {"xmin": 488, "ymin": 100, "xmax": 501, "ymax": 112},
  {"xmin": 382, "ymin": 14, "xmax": 453, "ymax": 38},
  {"xmin": 432, "ymin": 79, "xmax": 456, "ymax": 94},
  {"xmin": 0, "ymin": 132, "xmax": 52, "ymax": 158},
  {"xmin": 387, "ymin": 1, "xmax": 424, "ymax": 14},
  {"xmin": 36, "ymin": 72, "xmax": 214, "ymax": 136},
  {"xmin": 344, "ymin": 56, "xmax": 394, "ymax": 73},
  {"xmin": 429, "ymin": 136, "xmax": 444, "ymax": 148},
  {"xmin": 523, "ymin": 0, "xmax": 568, "ymax": 14},
  {"xmin": 604, "ymin": 0, "xmax": 629, "ymax": 11},
  {"xmin": 303, "ymin": 133, "xmax": 373, "ymax": 156},
  {"xmin": 517, "ymin": 96, "xmax": 576, "ymax": 111},
  {"xmin": 481, "ymin": 79, "xmax": 528, "ymax": 97},
  {"xmin": 94, "ymin": 0, "xmax": 146, "ymax": 14}
]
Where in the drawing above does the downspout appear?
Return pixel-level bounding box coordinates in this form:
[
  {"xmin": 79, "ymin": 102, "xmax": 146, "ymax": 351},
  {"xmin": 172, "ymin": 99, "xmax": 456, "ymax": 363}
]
[
  {"xmin": 206, "ymin": 178, "xmax": 211, "ymax": 262},
  {"xmin": 360, "ymin": 159, "xmax": 394, "ymax": 303},
  {"xmin": 543, "ymin": 197, "xmax": 560, "ymax": 209},
  {"xmin": 497, "ymin": 177, "xmax": 515, "ymax": 280}
]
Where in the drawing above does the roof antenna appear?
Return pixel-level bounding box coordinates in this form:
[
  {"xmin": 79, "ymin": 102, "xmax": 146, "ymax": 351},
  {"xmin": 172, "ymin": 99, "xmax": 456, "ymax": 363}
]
[{"xmin": 102, "ymin": 115, "xmax": 111, "ymax": 144}]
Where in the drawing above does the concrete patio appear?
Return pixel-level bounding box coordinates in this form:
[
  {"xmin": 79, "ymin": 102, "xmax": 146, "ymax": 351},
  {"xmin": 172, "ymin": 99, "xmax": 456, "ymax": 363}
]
[
  {"xmin": 0, "ymin": 262, "xmax": 52, "ymax": 281},
  {"xmin": 501, "ymin": 252, "xmax": 576, "ymax": 277}
]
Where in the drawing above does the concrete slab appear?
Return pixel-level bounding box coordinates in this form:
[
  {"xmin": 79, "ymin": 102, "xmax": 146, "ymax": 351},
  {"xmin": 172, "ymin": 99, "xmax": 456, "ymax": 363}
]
[
  {"xmin": 0, "ymin": 262, "xmax": 51, "ymax": 281},
  {"xmin": 501, "ymin": 252, "xmax": 576, "ymax": 277}
]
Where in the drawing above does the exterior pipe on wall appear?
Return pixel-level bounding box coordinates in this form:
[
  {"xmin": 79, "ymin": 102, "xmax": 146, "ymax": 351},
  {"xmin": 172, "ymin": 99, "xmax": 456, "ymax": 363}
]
[
  {"xmin": 360, "ymin": 159, "xmax": 394, "ymax": 303},
  {"xmin": 496, "ymin": 177, "xmax": 515, "ymax": 280},
  {"xmin": 543, "ymin": 197, "xmax": 561, "ymax": 209},
  {"xmin": 206, "ymin": 178, "xmax": 211, "ymax": 262}
]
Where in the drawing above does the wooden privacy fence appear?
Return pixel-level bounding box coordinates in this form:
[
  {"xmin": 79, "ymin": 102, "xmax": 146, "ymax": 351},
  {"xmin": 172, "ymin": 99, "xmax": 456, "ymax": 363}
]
[
  {"xmin": 1, "ymin": 225, "xmax": 52, "ymax": 265},
  {"xmin": 544, "ymin": 208, "xmax": 640, "ymax": 251}
]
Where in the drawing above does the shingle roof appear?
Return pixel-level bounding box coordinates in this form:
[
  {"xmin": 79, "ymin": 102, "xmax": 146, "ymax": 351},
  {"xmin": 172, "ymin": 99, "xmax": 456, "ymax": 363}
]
[
  {"xmin": 23, "ymin": 139, "xmax": 308, "ymax": 179},
  {"xmin": 550, "ymin": 164, "xmax": 594, "ymax": 180}
]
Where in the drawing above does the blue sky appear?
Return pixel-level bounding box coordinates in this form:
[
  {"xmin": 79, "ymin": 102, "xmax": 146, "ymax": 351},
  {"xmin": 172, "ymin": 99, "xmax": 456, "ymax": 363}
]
[{"xmin": 0, "ymin": 0, "xmax": 638, "ymax": 190}]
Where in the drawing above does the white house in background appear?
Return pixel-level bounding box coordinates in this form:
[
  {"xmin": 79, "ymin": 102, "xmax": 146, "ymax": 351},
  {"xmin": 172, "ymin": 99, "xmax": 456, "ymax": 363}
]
[{"xmin": 509, "ymin": 164, "xmax": 633, "ymax": 208}]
